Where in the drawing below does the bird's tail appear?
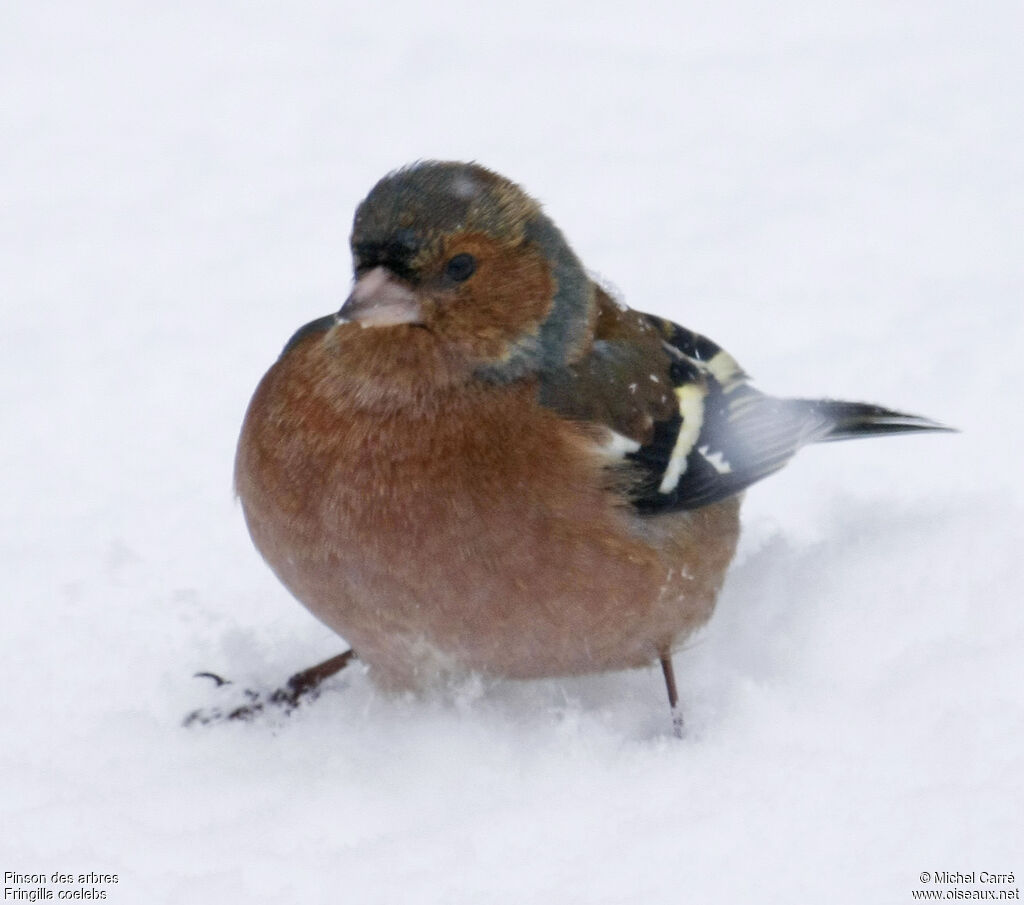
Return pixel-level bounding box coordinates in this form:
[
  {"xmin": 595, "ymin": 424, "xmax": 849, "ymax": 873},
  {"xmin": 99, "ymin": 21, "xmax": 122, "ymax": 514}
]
[{"xmin": 795, "ymin": 399, "xmax": 956, "ymax": 444}]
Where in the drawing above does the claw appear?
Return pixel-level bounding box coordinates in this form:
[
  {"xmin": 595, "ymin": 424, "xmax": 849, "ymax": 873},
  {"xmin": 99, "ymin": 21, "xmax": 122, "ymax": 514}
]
[
  {"xmin": 193, "ymin": 671, "xmax": 231, "ymax": 687},
  {"xmin": 184, "ymin": 649, "xmax": 357, "ymax": 727}
]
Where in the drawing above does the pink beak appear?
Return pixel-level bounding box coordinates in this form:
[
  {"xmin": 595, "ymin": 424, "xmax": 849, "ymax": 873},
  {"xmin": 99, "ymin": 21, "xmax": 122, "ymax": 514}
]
[{"xmin": 338, "ymin": 267, "xmax": 422, "ymax": 327}]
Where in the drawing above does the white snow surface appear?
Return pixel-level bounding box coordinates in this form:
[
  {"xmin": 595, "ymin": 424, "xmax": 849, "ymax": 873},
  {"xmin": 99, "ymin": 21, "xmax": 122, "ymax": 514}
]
[{"xmin": 3, "ymin": 2, "xmax": 1023, "ymax": 902}]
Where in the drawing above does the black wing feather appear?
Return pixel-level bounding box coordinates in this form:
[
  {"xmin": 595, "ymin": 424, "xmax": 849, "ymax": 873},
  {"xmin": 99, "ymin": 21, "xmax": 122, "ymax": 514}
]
[{"xmin": 623, "ymin": 316, "xmax": 951, "ymax": 513}]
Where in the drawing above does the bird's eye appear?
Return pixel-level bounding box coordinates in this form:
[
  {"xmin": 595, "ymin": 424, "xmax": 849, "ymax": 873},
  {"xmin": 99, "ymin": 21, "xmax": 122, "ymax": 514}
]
[{"xmin": 444, "ymin": 253, "xmax": 476, "ymax": 283}]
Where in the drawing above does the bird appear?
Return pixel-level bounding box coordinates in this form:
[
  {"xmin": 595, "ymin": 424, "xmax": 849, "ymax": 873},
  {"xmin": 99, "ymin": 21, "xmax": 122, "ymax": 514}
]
[{"xmin": 234, "ymin": 160, "xmax": 951, "ymax": 734}]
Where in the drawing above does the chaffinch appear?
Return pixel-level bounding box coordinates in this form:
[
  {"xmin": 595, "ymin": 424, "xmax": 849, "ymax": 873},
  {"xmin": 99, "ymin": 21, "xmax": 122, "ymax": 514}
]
[{"xmin": 234, "ymin": 161, "xmax": 949, "ymax": 734}]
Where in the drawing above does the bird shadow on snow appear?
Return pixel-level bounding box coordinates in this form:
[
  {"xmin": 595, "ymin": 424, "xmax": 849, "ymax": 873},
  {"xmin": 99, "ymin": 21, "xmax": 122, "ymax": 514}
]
[{"xmin": 182, "ymin": 496, "xmax": 963, "ymax": 743}]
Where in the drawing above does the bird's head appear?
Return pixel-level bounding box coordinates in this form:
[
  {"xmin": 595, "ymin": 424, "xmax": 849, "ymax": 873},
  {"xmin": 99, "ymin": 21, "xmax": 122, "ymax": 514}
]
[{"xmin": 338, "ymin": 161, "xmax": 595, "ymax": 381}]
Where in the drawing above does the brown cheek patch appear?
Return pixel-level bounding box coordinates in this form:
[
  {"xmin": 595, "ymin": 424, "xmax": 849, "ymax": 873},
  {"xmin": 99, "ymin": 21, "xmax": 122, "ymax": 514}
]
[{"xmin": 431, "ymin": 234, "xmax": 554, "ymax": 362}]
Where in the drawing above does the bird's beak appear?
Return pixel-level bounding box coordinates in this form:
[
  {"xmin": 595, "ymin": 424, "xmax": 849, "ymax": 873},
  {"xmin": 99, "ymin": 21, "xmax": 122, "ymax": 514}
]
[{"xmin": 337, "ymin": 267, "xmax": 422, "ymax": 327}]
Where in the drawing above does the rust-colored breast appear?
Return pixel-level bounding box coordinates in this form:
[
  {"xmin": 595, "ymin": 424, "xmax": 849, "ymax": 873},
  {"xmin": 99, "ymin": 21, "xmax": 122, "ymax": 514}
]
[{"xmin": 235, "ymin": 323, "xmax": 740, "ymax": 690}]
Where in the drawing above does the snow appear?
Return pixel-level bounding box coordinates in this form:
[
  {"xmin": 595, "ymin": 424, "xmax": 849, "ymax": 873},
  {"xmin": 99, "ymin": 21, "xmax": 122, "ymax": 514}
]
[{"xmin": 3, "ymin": 1, "xmax": 1022, "ymax": 902}]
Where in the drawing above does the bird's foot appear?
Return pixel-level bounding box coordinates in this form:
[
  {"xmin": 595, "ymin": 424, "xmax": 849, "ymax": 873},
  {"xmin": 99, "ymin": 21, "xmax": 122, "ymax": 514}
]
[
  {"xmin": 183, "ymin": 649, "xmax": 357, "ymax": 727},
  {"xmin": 660, "ymin": 653, "xmax": 685, "ymax": 739},
  {"xmin": 668, "ymin": 704, "xmax": 684, "ymax": 740}
]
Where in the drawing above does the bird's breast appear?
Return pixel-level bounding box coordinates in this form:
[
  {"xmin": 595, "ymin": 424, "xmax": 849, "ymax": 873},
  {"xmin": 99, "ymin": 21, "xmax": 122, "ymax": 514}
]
[{"xmin": 235, "ymin": 326, "xmax": 738, "ymax": 687}]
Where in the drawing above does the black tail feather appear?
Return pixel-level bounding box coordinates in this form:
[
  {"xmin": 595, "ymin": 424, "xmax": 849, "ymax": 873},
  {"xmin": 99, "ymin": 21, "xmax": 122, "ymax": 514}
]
[
  {"xmin": 799, "ymin": 400, "xmax": 956, "ymax": 443},
  {"xmin": 626, "ymin": 386, "xmax": 954, "ymax": 514}
]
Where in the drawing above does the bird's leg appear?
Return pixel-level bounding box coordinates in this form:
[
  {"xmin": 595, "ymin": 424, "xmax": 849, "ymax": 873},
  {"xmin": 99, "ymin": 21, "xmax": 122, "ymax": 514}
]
[
  {"xmin": 278, "ymin": 649, "xmax": 358, "ymax": 706},
  {"xmin": 185, "ymin": 649, "xmax": 358, "ymax": 727},
  {"xmin": 659, "ymin": 653, "xmax": 684, "ymax": 739}
]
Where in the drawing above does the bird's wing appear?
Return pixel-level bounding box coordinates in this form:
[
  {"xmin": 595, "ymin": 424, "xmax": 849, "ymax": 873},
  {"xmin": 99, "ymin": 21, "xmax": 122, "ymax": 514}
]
[
  {"xmin": 627, "ymin": 312, "xmax": 840, "ymax": 511},
  {"xmin": 538, "ymin": 291, "xmax": 835, "ymax": 513}
]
